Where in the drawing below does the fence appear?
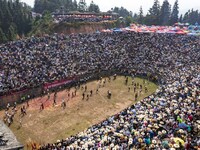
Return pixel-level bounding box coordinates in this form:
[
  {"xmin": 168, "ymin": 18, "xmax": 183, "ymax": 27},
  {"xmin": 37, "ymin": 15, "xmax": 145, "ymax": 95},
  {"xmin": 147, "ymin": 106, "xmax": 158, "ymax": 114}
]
[
  {"xmin": 0, "ymin": 86, "xmax": 43, "ymax": 109},
  {"xmin": 0, "ymin": 69, "xmax": 158, "ymax": 109}
]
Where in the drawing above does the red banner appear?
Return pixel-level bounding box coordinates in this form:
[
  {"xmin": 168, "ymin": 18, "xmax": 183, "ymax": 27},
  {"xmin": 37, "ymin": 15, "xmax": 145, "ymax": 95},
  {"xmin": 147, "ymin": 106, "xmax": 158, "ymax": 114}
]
[{"xmin": 43, "ymin": 77, "xmax": 76, "ymax": 90}]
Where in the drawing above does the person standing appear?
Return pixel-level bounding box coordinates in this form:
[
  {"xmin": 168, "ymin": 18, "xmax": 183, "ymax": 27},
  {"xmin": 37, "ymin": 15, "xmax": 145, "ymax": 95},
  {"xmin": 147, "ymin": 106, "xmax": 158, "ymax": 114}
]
[
  {"xmin": 53, "ymin": 91, "xmax": 57, "ymax": 106},
  {"xmin": 90, "ymin": 90, "xmax": 93, "ymax": 96},
  {"xmin": 61, "ymin": 99, "xmax": 66, "ymax": 109},
  {"xmin": 47, "ymin": 92, "xmax": 50, "ymax": 100},
  {"xmin": 82, "ymin": 93, "xmax": 85, "ymax": 100},
  {"xmin": 135, "ymin": 93, "xmax": 138, "ymax": 101},
  {"xmin": 40, "ymin": 103, "xmax": 44, "ymax": 111}
]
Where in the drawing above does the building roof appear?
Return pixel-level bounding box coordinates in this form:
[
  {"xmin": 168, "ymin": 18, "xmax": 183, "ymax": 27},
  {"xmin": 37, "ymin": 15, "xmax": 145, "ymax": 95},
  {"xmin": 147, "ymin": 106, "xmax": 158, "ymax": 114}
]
[
  {"xmin": 0, "ymin": 120, "xmax": 23, "ymax": 150},
  {"xmin": 53, "ymin": 11, "xmax": 119, "ymax": 16}
]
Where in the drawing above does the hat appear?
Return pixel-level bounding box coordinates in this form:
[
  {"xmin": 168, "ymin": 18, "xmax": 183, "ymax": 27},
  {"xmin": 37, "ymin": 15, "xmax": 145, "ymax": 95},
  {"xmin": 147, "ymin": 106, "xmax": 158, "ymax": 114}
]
[
  {"xmin": 153, "ymin": 124, "xmax": 159, "ymax": 129},
  {"xmin": 133, "ymin": 120, "xmax": 138, "ymax": 124},
  {"xmin": 80, "ymin": 141, "xmax": 84, "ymax": 145},
  {"xmin": 141, "ymin": 132, "xmax": 145, "ymax": 136},
  {"xmin": 178, "ymin": 129, "xmax": 184, "ymax": 133},
  {"xmin": 134, "ymin": 131, "xmax": 139, "ymax": 136},
  {"xmin": 128, "ymin": 140, "xmax": 132, "ymax": 145},
  {"xmin": 110, "ymin": 143, "xmax": 114, "ymax": 148},
  {"xmin": 150, "ymin": 144, "xmax": 155, "ymax": 148},
  {"xmin": 162, "ymin": 130, "xmax": 167, "ymax": 134},
  {"xmin": 138, "ymin": 138, "xmax": 143, "ymax": 143},
  {"xmin": 152, "ymin": 140, "xmax": 157, "ymax": 144},
  {"xmin": 57, "ymin": 140, "xmax": 61, "ymax": 143},
  {"xmin": 174, "ymin": 144, "xmax": 180, "ymax": 148},
  {"xmin": 160, "ymin": 121, "xmax": 165, "ymax": 125}
]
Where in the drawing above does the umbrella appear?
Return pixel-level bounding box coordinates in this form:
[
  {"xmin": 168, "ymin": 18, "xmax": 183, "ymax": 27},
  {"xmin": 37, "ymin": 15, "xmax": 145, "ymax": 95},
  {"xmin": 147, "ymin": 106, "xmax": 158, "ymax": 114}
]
[
  {"xmin": 162, "ymin": 140, "xmax": 169, "ymax": 148},
  {"xmin": 178, "ymin": 123, "xmax": 188, "ymax": 129},
  {"xmin": 173, "ymin": 137, "xmax": 185, "ymax": 146}
]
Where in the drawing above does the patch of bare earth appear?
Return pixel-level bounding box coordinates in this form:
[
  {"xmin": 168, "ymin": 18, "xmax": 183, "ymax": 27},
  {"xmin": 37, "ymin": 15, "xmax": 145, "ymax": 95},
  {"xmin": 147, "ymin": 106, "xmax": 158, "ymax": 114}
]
[{"xmin": 0, "ymin": 76, "xmax": 157, "ymax": 148}]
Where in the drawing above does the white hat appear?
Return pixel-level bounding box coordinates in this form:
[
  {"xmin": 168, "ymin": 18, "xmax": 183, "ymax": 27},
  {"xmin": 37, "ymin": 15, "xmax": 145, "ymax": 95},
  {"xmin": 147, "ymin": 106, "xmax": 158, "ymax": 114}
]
[
  {"xmin": 152, "ymin": 140, "xmax": 157, "ymax": 144},
  {"xmin": 57, "ymin": 140, "xmax": 61, "ymax": 143},
  {"xmin": 174, "ymin": 144, "xmax": 180, "ymax": 148},
  {"xmin": 178, "ymin": 129, "xmax": 184, "ymax": 133},
  {"xmin": 162, "ymin": 130, "xmax": 167, "ymax": 134}
]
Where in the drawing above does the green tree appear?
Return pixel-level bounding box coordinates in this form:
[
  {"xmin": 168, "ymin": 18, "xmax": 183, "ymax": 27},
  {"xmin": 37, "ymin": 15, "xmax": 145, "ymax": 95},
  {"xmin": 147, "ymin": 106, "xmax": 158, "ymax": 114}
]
[
  {"xmin": 125, "ymin": 16, "xmax": 134, "ymax": 26},
  {"xmin": 30, "ymin": 11, "xmax": 53, "ymax": 36},
  {"xmin": 65, "ymin": 0, "xmax": 73, "ymax": 12},
  {"xmin": 170, "ymin": 0, "xmax": 179, "ymax": 25},
  {"xmin": 148, "ymin": 0, "xmax": 160, "ymax": 25},
  {"xmin": 138, "ymin": 6, "xmax": 144, "ymax": 24},
  {"xmin": 88, "ymin": 1, "xmax": 100, "ymax": 13},
  {"xmin": 113, "ymin": 7, "xmax": 131, "ymax": 17},
  {"xmin": 72, "ymin": 0, "xmax": 78, "ymax": 11},
  {"xmin": 182, "ymin": 10, "xmax": 189, "ymax": 23},
  {"xmin": 0, "ymin": 27, "xmax": 7, "ymax": 43},
  {"xmin": 78, "ymin": 0, "xmax": 87, "ymax": 12},
  {"xmin": 179, "ymin": 14, "xmax": 183, "ymax": 23},
  {"xmin": 0, "ymin": 0, "xmax": 32, "ymax": 43},
  {"xmin": 7, "ymin": 24, "xmax": 16, "ymax": 41},
  {"xmin": 34, "ymin": 0, "xmax": 43, "ymax": 13},
  {"xmin": 160, "ymin": 0, "xmax": 171, "ymax": 25}
]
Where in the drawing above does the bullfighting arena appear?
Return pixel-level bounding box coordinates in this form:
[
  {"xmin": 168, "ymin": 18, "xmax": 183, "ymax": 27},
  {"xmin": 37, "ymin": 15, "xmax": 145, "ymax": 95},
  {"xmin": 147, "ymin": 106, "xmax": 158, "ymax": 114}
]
[{"xmin": 0, "ymin": 76, "xmax": 157, "ymax": 148}]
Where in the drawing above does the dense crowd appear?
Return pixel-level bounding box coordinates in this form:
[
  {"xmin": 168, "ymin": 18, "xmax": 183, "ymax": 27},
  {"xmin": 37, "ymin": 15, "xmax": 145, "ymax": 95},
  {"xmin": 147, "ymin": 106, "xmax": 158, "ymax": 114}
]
[
  {"xmin": 0, "ymin": 32, "xmax": 200, "ymax": 149},
  {"xmin": 53, "ymin": 15, "xmax": 114, "ymax": 23}
]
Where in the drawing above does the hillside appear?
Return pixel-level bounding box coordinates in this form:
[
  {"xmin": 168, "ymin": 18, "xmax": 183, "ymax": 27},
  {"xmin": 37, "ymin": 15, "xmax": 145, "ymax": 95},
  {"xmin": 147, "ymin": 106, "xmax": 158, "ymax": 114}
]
[
  {"xmin": 30, "ymin": 20, "xmax": 118, "ymax": 36},
  {"xmin": 52, "ymin": 21, "xmax": 118, "ymax": 34}
]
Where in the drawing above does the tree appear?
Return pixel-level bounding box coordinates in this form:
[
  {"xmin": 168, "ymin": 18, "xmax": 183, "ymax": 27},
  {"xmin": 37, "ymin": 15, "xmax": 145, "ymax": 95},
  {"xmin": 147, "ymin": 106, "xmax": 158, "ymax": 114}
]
[
  {"xmin": 133, "ymin": 13, "xmax": 138, "ymax": 19},
  {"xmin": 148, "ymin": 0, "xmax": 160, "ymax": 25},
  {"xmin": 179, "ymin": 14, "xmax": 183, "ymax": 23},
  {"xmin": 170, "ymin": 0, "xmax": 179, "ymax": 25},
  {"xmin": 78, "ymin": 0, "xmax": 87, "ymax": 12},
  {"xmin": 0, "ymin": 27, "xmax": 7, "ymax": 43},
  {"xmin": 65, "ymin": 0, "xmax": 73, "ymax": 12},
  {"xmin": 160, "ymin": 0, "xmax": 171, "ymax": 25},
  {"xmin": 182, "ymin": 10, "xmax": 189, "ymax": 23},
  {"xmin": 30, "ymin": 11, "xmax": 53, "ymax": 36},
  {"xmin": 88, "ymin": 1, "xmax": 100, "ymax": 13},
  {"xmin": 125, "ymin": 16, "xmax": 134, "ymax": 26},
  {"xmin": 34, "ymin": 0, "xmax": 42, "ymax": 13},
  {"xmin": 113, "ymin": 7, "xmax": 131, "ymax": 17},
  {"xmin": 188, "ymin": 9, "xmax": 199, "ymax": 24},
  {"xmin": 0, "ymin": 0, "xmax": 32, "ymax": 43},
  {"xmin": 72, "ymin": 0, "xmax": 78, "ymax": 11},
  {"xmin": 7, "ymin": 24, "xmax": 16, "ymax": 41},
  {"xmin": 138, "ymin": 6, "xmax": 144, "ymax": 24}
]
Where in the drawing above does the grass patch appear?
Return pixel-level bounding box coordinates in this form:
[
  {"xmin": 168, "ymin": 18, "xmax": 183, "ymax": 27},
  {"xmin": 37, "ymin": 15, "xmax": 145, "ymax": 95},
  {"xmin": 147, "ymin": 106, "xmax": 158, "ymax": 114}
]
[{"xmin": 0, "ymin": 76, "xmax": 157, "ymax": 148}]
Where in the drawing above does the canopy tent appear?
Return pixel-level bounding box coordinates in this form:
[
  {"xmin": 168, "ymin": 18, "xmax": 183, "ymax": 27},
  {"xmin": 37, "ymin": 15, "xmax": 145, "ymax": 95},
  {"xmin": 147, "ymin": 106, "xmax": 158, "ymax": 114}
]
[{"xmin": 100, "ymin": 23, "xmax": 200, "ymax": 36}]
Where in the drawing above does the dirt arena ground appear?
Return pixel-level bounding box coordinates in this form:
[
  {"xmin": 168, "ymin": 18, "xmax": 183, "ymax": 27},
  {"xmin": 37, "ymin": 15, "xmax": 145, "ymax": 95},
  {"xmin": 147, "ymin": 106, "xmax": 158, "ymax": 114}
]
[{"xmin": 0, "ymin": 76, "xmax": 157, "ymax": 148}]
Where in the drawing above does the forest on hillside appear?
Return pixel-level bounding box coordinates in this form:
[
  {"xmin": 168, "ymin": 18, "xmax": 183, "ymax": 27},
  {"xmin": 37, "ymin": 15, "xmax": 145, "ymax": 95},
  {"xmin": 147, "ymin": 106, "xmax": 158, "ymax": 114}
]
[
  {"xmin": 0, "ymin": 0, "xmax": 200, "ymax": 43},
  {"xmin": 134, "ymin": 0, "xmax": 200, "ymax": 26},
  {"xmin": 0, "ymin": 0, "xmax": 32, "ymax": 43}
]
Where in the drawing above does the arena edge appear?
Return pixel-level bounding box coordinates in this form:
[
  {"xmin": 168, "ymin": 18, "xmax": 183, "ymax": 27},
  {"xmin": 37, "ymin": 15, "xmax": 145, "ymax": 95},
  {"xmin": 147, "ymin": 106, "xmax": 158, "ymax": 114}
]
[{"xmin": 0, "ymin": 69, "xmax": 158, "ymax": 109}]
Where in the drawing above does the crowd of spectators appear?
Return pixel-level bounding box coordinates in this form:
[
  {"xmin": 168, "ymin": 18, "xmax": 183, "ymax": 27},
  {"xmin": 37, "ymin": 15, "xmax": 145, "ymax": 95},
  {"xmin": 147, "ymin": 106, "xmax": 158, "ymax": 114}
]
[
  {"xmin": 0, "ymin": 32, "xmax": 200, "ymax": 149},
  {"xmin": 53, "ymin": 15, "xmax": 114, "ymax": 23}
]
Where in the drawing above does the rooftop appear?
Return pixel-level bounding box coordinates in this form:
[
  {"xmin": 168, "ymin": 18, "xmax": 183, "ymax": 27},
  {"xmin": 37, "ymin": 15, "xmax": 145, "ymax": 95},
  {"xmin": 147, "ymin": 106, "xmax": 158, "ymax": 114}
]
[{"xmin": 0, "ymin": 120, "xmax": 23, "ymax": 150}]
